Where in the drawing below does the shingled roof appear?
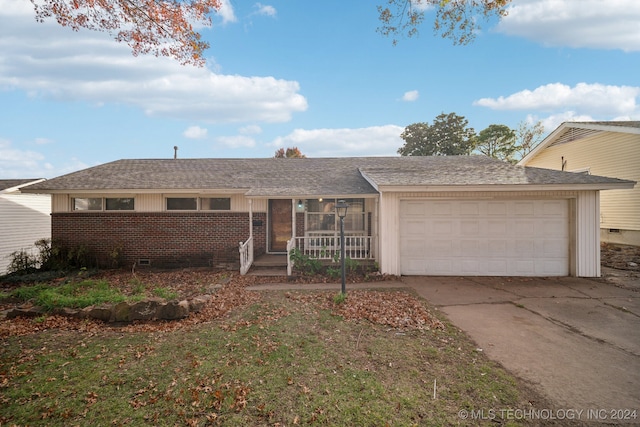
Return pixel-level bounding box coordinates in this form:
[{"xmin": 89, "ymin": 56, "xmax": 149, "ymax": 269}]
[
  {"xmin": 23, "ymin": 156, "xmax": 634, "ymax": 196},
  {"xmin": 0, "ymin": 179, "xmax": 46, "ymax": 192}
]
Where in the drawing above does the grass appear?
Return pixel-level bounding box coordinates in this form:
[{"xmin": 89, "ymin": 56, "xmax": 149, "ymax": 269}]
[
  {"xmin": 3, "ymin": 279, "xmax": 183, "ymax": 311},
  {"xmin": 0, "ymin": 290, "xmax": 543, "ymax": 426}
]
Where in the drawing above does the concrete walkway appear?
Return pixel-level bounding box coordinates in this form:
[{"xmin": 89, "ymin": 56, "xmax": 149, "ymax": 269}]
[{"xmin": 248, "ymin": 272, "xmax": 640, "ymax": 416}]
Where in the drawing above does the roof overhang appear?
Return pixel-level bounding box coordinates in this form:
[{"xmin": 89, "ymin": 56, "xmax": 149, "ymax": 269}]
[
  {"xmin": 21, "ymin": 188, "xmax": 250, "ymax": 195},
  {"xmin": 1, "ymin": 178, "xmax": 46, "ymax": 194},
  {"xmin": 373, "ymin": 182, "xmax": 636, "ymax": 193}
]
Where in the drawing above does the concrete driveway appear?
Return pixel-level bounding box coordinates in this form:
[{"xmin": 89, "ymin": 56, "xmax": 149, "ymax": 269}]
[{"xmin": 402, "ymin": 273, "xmax": 640, "ymax": 414}]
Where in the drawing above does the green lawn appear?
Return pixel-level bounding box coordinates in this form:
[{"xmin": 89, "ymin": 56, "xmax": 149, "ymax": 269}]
[{"xmin": 0, "ymin": 287, "xmax": 544, "ymax": 426}]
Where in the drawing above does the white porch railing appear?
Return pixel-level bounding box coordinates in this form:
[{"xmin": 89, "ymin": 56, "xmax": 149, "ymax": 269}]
[
  {"xmin": 239, "ymin": 236, "xmax": 254, "ymax": 275},
  {"xmin": 288, "ymin": 234, "xmax": 374, "ymax": 276}
]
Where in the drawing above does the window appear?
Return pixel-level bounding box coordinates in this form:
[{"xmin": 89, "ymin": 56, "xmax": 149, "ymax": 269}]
[
  {"xmin": 166, "ymin": 197, "xmax": 197, "ymax": 210},
  {"xmin": 306, "ymin": 199, "xmax": 336, "ymax": 231},
  {"xmin": 73, "ymin": 197, "xmax": 135, "ymax": 211},
  {"xmin": 305, "ymin": 198, "xmax": 365, "ymax": 232},
  {"xmin": 166, "ymin": 197, "xmax": 231, "ymax": 211},
  {"xmin": 73, "ymin": 198, "xmax": 102, "ymax": 211},
  {"xmin": 201, "ymin": 197, "xmax": 231, "ymax": 210},
  {"xmin": 106, "ymin": 198, "xmax": 135, "ymax": 210}
]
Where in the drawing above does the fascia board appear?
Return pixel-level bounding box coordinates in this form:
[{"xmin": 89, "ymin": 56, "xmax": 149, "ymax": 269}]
[
  {"xmin": 358, "ymin": 169, "xmax": 381, "ymax": 192},
  {"xmin": 375, "ymin": 182, "xmax": 636, "ymax": 193},
  {"xmin": 569, "ymin": 122, "xmax": 640, "ymax": 134},
  {"xmin": 21, "ymin": 188, "xmax": 250, "ymax": 195},
  {"xmin": 246, "ymin": 193, "xmax": 379, "ymax": 200},
  {"xmin": 518, "ymin": 122, "xmax": 569, "ymax": 166}
]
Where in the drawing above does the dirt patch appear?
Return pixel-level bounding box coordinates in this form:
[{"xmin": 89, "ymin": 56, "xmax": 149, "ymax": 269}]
[{"xmin": 601, "ymin": 243, "xmax": 640, "ymax": 271}]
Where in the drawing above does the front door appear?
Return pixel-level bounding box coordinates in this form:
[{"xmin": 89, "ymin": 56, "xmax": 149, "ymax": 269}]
[{"xmin": 269, "ymin": 199, "xmax": 292, "ymax": 252}]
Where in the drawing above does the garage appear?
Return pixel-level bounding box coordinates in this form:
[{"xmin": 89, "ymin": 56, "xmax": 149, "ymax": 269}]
[{"xmin": 400, "ymin": 199, "xmax": 569, "ymax": 276}]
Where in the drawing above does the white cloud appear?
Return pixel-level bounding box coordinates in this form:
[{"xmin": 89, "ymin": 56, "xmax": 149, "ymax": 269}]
[
  {"xmin": 183, "ymin": 126, "xmax": 209, "ymax": 139},
  {"xmin": 239, "ymin": 125, "xmax": 263, "ymax": 135},
  {"xmin": 498, "ymin": 0, "xmax": 640, "ymax": 51},
  {"xmin": 0, "ymin": 1, "xmax": 307, "ymax": 124},
  {"xmin": 254, "ymin": 3, "xmax": 277, "ymax": 17},
  {"xmin": 0, "ymin": 139, "xmax": 48, "ymax": 178},
  {"xmin": 217, "ymin": 0, "xmax": 238, "ymax": 24},
  {"xmin": 411, "ymin": 0, "xmax": 435, "ymax": 12},
  {"xmin": 216, "ymin": 135, "xmax": 257, "ymax": 148},
  {"xmin": 474, "ymin": 83, "xmax": 640, "ymax": 117},
  {"xmin": 34, "ymin": 138, "xmax": 53, "ymax": 145},
  {"xmin": 0, "ymin": 138, "xmax": 90, "ymax": 178},
  {"xmin": 270, "ymin": 125, "xmax": 405, "ymax": 157},
  {"xmin": 402, "ymin": 90, "xmax": 419, "ymax": 102}
]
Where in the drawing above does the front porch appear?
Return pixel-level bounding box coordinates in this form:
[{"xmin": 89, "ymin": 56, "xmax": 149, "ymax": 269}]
[
  {"xmin": 241, "ymin": 234, "xmax": 376, "ymax": 276},
  {"xmin": 238, "ymin": 197, "xmax": 378, "ymax": 277}
]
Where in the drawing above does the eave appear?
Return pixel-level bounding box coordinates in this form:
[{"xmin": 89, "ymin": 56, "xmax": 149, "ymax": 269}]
[{"xmin": 374, "ymin": 182, "xmax": 636, "ymax": 193}]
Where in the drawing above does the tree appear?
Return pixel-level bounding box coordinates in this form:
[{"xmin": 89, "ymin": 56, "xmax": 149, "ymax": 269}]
[
  {"xmin": 475, "ymin": 124, "xmax": 517, "ymax": 163},
  {"xmin": 514, "ymin": 119, "xmax": 545, "ymax": 160},
  {"xmin": 31, "ymin": 1, "xmax": 511, "ymax": 66},
  {"xmin": 30, "ymin": 0, "xmax": 220, "ymax": 66},
  {"xmin": 274, "ymin": 147, "xmax": 306, "ymax": 158},
  {"xmin": 398, "ymin": 112, "xmax": 476, "ymax": 156},
  {"xmin": 377, "ymin": 0, "xmax": 512, "ymax": 46}
]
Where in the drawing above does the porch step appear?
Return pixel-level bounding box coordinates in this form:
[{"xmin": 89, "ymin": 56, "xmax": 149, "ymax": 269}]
[
  {"xmin": 253, "ymin": 254, "xmax": 287, "ymax": 267},
  {"xmin": 248, "ymin": 254, "xmax": 288, "ymax": 276}
]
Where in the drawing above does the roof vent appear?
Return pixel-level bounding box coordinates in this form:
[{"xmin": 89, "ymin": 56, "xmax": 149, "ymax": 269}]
[
  {"xmin": 550, "ymin": 128, "xmax": 602, "ymax": 147},
  {"xmin": 174, "ymin": 146, "xmax": 178, "ymax": 159}
]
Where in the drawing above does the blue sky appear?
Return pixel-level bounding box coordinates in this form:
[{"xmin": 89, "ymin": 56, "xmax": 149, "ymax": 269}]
[{"xmin": 1, "ymin": 0, "xmax": 639, "ymax": 179}]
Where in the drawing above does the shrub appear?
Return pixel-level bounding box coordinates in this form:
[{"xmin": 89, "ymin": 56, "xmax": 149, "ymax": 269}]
[
  {"xmin": 6, "ymin": 250, "xmax": 39, "ymax": 275},
  {"xmin": 289, "ymin": 248, "xmax": 323, "ymax": 276}
]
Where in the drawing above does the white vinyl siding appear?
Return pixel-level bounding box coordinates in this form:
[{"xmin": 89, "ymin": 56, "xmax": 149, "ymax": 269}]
[
  {"xmin": 576, "ymin": 191, "xmax": 601, "ymax": 277},
  {"xmin": 524, "ymin": 132, "xmax": 640, "ymax": 232},
  {"xmin": 0, "ymin": 193, "xmax": 51, "ymax": 274},
  {"xmin": 399, "ymin": 199, "xmax": 569, "ymax": 276}
]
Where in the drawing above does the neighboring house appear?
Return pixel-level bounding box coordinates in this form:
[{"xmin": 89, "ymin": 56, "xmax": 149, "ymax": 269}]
[
  {"xmin": 519, "ymin": 121, "xmax": 640, "ymax": 246},
  {"xmin": 22, "ymin": 156, "xmax": 634, "ymax": 278},
  {"xmin": 0, "ymin": 179, "xmax": 51, "ymax": 274}
]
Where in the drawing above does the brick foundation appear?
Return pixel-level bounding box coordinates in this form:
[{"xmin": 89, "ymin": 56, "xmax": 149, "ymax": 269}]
[{"xmin": 51, "ymin": 212, "xmax": 266, "ymax": 269}]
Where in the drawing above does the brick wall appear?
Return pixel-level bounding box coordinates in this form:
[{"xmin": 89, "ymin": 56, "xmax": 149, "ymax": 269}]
[{"xmin": 52, "ymin": 212, "xmax": 266, "ymax": 269}]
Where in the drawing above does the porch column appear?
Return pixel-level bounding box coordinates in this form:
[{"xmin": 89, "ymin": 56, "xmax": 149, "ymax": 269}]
[
  {"xmin": 373, "ymin": 196, "xmax": 379, "ymax": 261},
  {"xmin": 249, "ymin": 199, "xmax": 253, "ymax": 239},
  {"xmin": 291, "ymin": 198, "xmax": 296, "ymax": 239}
]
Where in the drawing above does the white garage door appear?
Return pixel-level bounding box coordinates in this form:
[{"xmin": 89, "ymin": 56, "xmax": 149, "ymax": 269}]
[{"xmin": 400, "ymin": 200, "xmax": 569, "ymax": 276}]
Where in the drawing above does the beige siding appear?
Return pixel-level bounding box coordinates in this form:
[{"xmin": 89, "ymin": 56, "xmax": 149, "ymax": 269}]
[
  {"xmin": 0, "ymin": 194, "xmax": 51, "ymax": 274},
  {"xmin": 53, "ymin": 193, "xmax": 256, "ymax": 212},
  {"xmin": 136, "ymin": 194, "xmax": 162, "ymax": 211},
  {"xmin": 239, "ymin": 198, "xmax": 267, "ymax": 213},
  {"xmin": 52, "ymin": 194, "xmax": 69, "ymax": 212},
  {"xmin": 525, "ymin": 132, "xmax": 640, "ymax": 231}
]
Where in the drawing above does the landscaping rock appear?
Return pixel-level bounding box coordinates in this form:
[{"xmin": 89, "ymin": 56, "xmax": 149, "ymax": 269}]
[
  {"xmin": 188, "ymin": 296, "xmax": 211, "ymax": 313},
  {"xmin": 112, "ymin": 302, "xmax": 131, "ymax": 322},
  {"xmin": 158, "ymin": 300, "xmax": 189, "ymax": 320},
  {"xmin": 129, "ymin": 298, "xmax": 163, "ymax": 321},
  {"xmin": 82, "ymin": 305, "xmax": 112, "ymax": 322},
  {"xmin": 5, "ymin": 306, "xmax": 45, "ymax": 319}
]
